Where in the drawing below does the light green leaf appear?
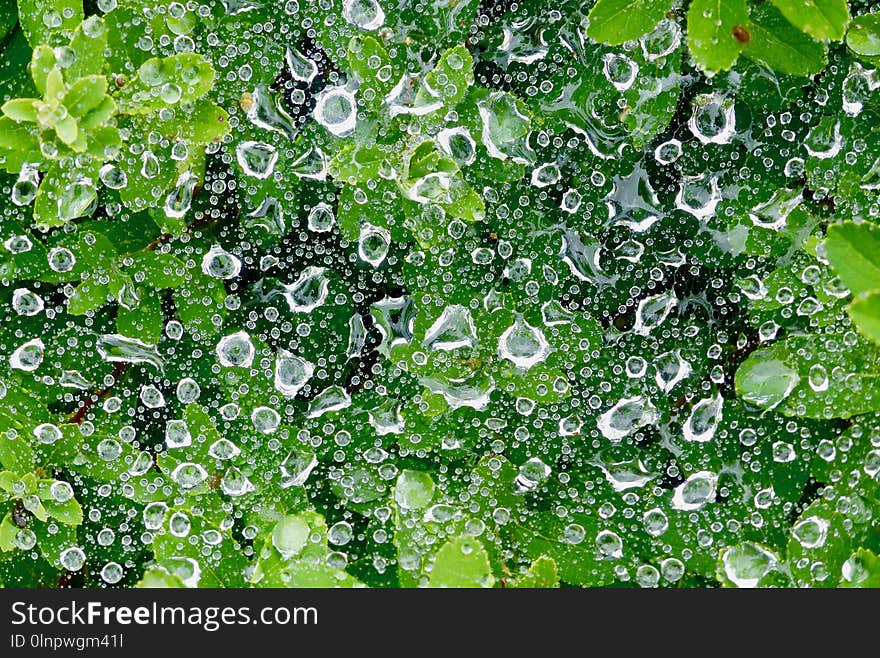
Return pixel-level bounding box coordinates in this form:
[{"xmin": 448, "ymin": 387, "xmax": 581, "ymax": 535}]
[
  {"xmin": 427, "ymin": 536, "xmax": 495, "ymax": 588},
  {"xmin": 0, "ymin": 116, "xmax": 40, "ymax": 171},
  {"xmin": 347, "ymin": 36, "xmax": 396, "ymax": 112},
  {"xmin": 41, "ymin": 494, "xmax": 83, "ymax": 526},
  {"xmin": 29, "ymin": 45, "xmax": 56, "ymax": 96},
  {"xmin": 825, "ymin": 222, "xmax": 880, "ymax": 296},
  {"xmin": 586, "ymin": 0, "xmax": 675, "ymax": 45},
  {"xmin": 79, "ymin": 95, "xmax": 116, "ymax": 130},
  {"xmin": 847, "ymin": 13, "xmax": 880, "ymax": 57},
  {"xmin": 2, "ymin": 98, "xmax": 39, "ymax": 122},
  {"xmin": 769, "ymin": 0, "xmax": 849, "ymax": 41},
  {"xmin": 63, "ymin": 76, "xmax": 108, "ymax": 117},
  {"xmin": 16, "ymin": 0, "xmax": 83, "ymax": 47},
  {"xmin": 848, "ymin": 291, "xmax": 880, "ymax": 345},
  {"xmin": 687, "ymin": 0, "xmax": 750, "ymax": 72},
  {"xmin": 509, "ymin": 556, "xmax": 560, "ymax": 588},
  {"xmin": 736, "ymin": 336, "xmax": 880, "ymax": 418},
  {"xmin": 117, "ymin": 53, "xmax": 216, "ymax": 114},
  {"xmin": 0, "ymin": 435, "xmax": 36, "ymax": 475},
  {"xmin": 745, "ymin": 4, "xmax": 828, "ymax": 76},
  {"xmin": 841, "ymin": 550, "xmax": 880, "ymax": 588},
  {"xmin": 419, "ymin": 45, "xmax": 474, "ymax": 112},
  {"xmin": 67, "ymin": 16, "xmax": 107, "ymax": 79},
  {"xmin": 0, "ymin": 514, "xmax": 19, "ymax": 552}
]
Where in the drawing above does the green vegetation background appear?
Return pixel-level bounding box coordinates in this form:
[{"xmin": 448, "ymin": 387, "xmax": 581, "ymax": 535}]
[{"xmin": 0, "ymin": 0, "xmax": 879, "ymax": 588}]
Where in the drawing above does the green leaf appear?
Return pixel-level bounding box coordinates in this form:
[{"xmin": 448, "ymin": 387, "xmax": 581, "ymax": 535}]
[
  {"xmin": 586, "ymin": 0, "xmax": 674, "ymax": 45},
  {"xmin": 0, "ymin": 0, "xmax": 16, "ymax": 44},
  {"xmin": 418, "ymin": 45, "xmax": 474, "ymax": 112},
  {"xmin": 427, "ymin": 536, "xmax": 495, "ymax": 588},
  {"xmin": 769, "ymin": 0, "xmax": 849, "ymax": 41},
  {"xmin": 841, "ymin": 550, "xmax": 880, "ymax": 588},
  {"xmin": 509, "ymin": 556, "xmax": 560, "ymax": 588},
  {"xmin": 67, "ymin": 16, "xmax": 108, "ymax": 79},
  {"xmin": 0, "ymin": 116, "xmax": 40, "ymax": 171},
  {"xmin": 125, "ymin": 251, "xmax": 186, "ymax": 289},
  {"xmin": 63, "ymin": 76, "xmax": 109, "ymax": 117},
  {"xmin": 847, "ymin": 291, "xmax": 880, "ymax": 345},
  {"xmin": 16, "ymin": 0, "xmax": 83, "ymax": 47},
  {"xmin": 137, "ymin": 566, "xmax": 187, "ymax": 588},
  {"xmin": 825, "ymin": 221, "xmax": 880, "ymax": 296},
  {"xmin": 54, "ymin": 114, "xmax": 78, "ymax": 146},
  {"xmin": 745, "ymin": 4, "xmax": 828, "ymax": 76},
  {"xmin": 40, "ymin": 484, "xmax": 83, "ymax": 526},
  {"xmin": 271, "ymin": 562, "xmax": 363, "ymax": 587},
  {"xmin": 29, "ymin": 45, "xmax": 55, "ymax": 96},
  {"xmin": 687, "ymin": 0, "xmax": 750, "ymax": 72},
  {"xmin": 173, "ymin": 264, "xmax": 227, "ymax": 338},
  {"xmin": 787, "ymin": 500, "xmax": 852, "ymax": 587},
  {"xmin": 736, "ymin": 336, "xmax": 880, "ymax": 418},
  {"xmin": 0, "ymin": 435, "xmax": 36, "ymax": 475},
  {"xmin": 2, "ymin": 98, "xmax": 39, "ymax": 122},
  {"xmin": 67, "ymin": 279, "xmax": 110, "ymax": 315},
  {"xmin": 0, "ymin": 514, "xmax": 19, "ymax": 552},
  {"xmin": 140, "ymin": 99, "xmax": 229, "ymax": 148},
  {"xmin": 116, "ymin": 54, "xmax": 216, "ymax": 115},
  {"xmin": 847, "ymin": 13, "xmax": 880, "ymax": 57},
  {"xmin": 79, "ymin": 95, "xmax": 116, "ymax": 130},
  {"xmin": 116, "ymin": 286, "xmax": 164, "ymax": 344},
  {"xmin": 347, "ymin": 36, "xmax": 396, "ymax": 113}
]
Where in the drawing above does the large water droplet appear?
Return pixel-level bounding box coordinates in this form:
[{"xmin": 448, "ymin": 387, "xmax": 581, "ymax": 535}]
[
  {"xmin": 314, "ymin": 86, "xmax": 357, "ymax": 137},
  {"xmin": 497, "ymin": 316, "xmax": 550, "ymax": 370},
  {"xmin": 597, "ymin": 396, "xmax": 658, "ymax": 442},
  {"xmin": 236, "ymin": 140, "xmax": 278, "ymax": 179},
  {"xmin": 216, "ymin": 331, "xmax": 255, "ymax": 368}
]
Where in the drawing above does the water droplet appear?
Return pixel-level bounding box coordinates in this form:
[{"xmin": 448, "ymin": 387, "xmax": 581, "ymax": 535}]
[
  {"xmin": 236, "ymin": 140, "xmax": 278, "ymax": 179},
  {"xmin": 342, "ymin": 0, "xmax": 385, "ymax": 30},
  {"xmin": 672, "ymin": 471, "xmax": 717, "ymax": 511},
  {"xmin": 598, "ymin": 396, "xmax": 658, "ymax": 442},
  {"xmin": 284, "ymin": 266, "xmax": 330, "ymax": 313},
  {"xmin": 12, "ymin": 288, "xmax": 44, "ymax": 316},
  {"xmin": 274, "ymin": 349, "xmax": 314, "ymax": 398},
  {"xmin": 395, "ymin": 470, "xmax": 435, "ymax": 509},
  {"xmin": 424, "ymin": 305, "xmax": 478, "ymax": 352},
  {"xmin": 498, "ymin": 315, "xmax": 550, "ymax": 370},
  {"xmin": 280, "ymin": 450, "xmax": 317, "ymax": 488},
  {"xmin": 164, "ymin": 171, "xmax": 197, "ymax": 219},
  {"xmin": 165, "ymin": 420, "xmax": 192, "ymax": 448},
  {"xmin": 596, "ymin": 530, "xmax": 623, "ymax": 559},
  {"xmin": 60, "ymin": 547, "xmax": 86, "ymax": 571},
  {"xmin": 358, "ymin": 223, "xmax": 390, "ymax": 267},
  {"xmin": 689, "ymin": 93, "xmax": 736, "ymax": 145},
  {"xmin": 792, "ymin": 516, "xmax": 829, "ymax": 549},
  {"xmin": 285, "ymin": 45, "xmax": 318, "ymax": 83},
  {"xmin": 10, "ymin": 338, "xmax": 45, "ymax": 371},
  {"xmin": 307, "ymin": 203, "xmax": 336, "ymax": 232},
  {"xmin": 48, "ymin": 247, "xmax": 76, "ymax": 272},
  {"xmin": 216, "ymin": 331, "xmax": 255, "ymax": 368},
  {"xmin": 314, "ymin": 86, "xmax": 357, "ymax": 137},
  {"xmin": 682, "ymin": 396, "xmax": 723, "ymax": 443},
  {"xmin": 513, "ymin": 457, "xmax": 551, "ymax": 492},
  {"xmin": 201, "ymin": 244, "xmax": 242, "ymax": 279},
  {"xmin": 97, "ymin": 334, "xmax": 163, "ymax": 371},
  {"xmin": 171, "ymin": 462, "xmax": 208, "ymax": 490},
  {"xmin": 603, "ymin": 53, "xmax": 638, "ymax": 92},
  {"xmin": 272, "ymin": 515, "xmax": 309, "ymax": 558}
]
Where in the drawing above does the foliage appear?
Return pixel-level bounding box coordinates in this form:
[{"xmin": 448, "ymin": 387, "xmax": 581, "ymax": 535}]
[{"xmin": 0, "ymin": 0, "xmax": 879, "ymax": 589}]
